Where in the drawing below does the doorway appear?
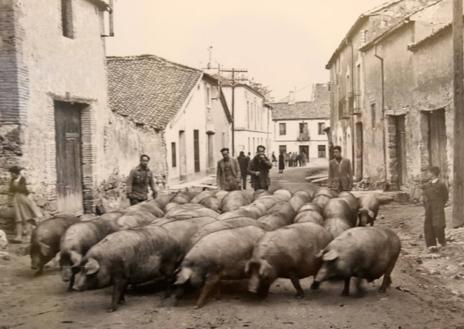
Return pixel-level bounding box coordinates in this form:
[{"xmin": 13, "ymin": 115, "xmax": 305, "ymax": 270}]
[
  {"xmin": 393, "ymin": 115, "xmax": 407, "ymax": 187},
  {"xmin": 299, "ymin": 145, "xmax": 309, "ymax": 162},
  {"xmin": 54, "ymin": 101, "xmax": 84, "ymax": 214},
  {"xmin": 179, "ymin": 130, "xmax": 187, "ymax": 181},
  {"xmin": 427, "ymin": 109, "xmax": 448, "ymax": 182}
]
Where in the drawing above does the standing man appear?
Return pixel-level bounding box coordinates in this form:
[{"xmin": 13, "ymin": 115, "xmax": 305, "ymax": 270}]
[
  {"xmin": 248, "ymin": 145, "xmax": 273, "ymax": 191},
  {"xmin": 328, "ymin": 146, "xmax": 353, "ymax": 193},
  {"xmin": 217, "ymin": 148, "xmax": 241, "ymax": 191},
  {"xmin": 237, "ymin": 151, "xmax": 250, "ymax": 190},
  {"xmin": 126, "ymin": 154, "xmax": 158, "ymax": 205}
]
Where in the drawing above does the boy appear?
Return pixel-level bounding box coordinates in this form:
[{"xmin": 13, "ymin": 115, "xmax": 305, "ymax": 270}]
[{"xmin": 422, "ymin": 166, "xmax": 448, "ymax": 252}]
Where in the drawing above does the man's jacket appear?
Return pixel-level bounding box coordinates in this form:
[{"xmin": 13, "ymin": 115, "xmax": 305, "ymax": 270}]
[{"xmin": 328, "ymin": 158, "xmax": 353, "ymax": 191}]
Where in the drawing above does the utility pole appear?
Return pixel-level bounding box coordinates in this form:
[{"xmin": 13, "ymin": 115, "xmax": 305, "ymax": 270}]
[
  {"xmin": 218, "ymin": 67, "xmax": 248, "ymax": 156},
  {"xmin": 453, "ymin": 0, "xmax": 464, "ymax": 228}
]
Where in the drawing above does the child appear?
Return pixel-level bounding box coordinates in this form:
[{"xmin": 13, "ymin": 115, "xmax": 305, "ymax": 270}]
[
  {"xmin": 422, "ymin": 166, "xmax": 448, "ymax": 252},
  {"xmin": 8, "ymin": 166, "xmax": 42, "ymax": 243}
]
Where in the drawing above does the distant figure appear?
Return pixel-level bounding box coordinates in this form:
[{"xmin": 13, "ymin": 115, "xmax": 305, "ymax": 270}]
[
  {"xmin": 237, "ymin": 151, "xmax": 250, "ymax": 190},
  {"xmin": 248, "ymin": 145, "xmax": 273, "ymax": 191},
  {"xmin": 422, "ymin": 166, "xmax": 448, "ymax": 253},
  {"xmin": 328, "ymin": 146, "xmax": 353, "ymax": 192},
  {"xmin": 8, "ymin": 166, "xmax": 43, "ymax": 243},
  {"xmin": 301, "ymin": 151, "xmax": 307, "ymax": 166},
  {"xmin": 278, "ymin": 151, "xmax": 285, "ymax": 174},
  {"xmin": 217, "ymin": 148, "xmax": 241, "ymax": 191},
  {"xmin": 271, "ymin": 152, "xmax": 277, "ymax": 166},
  {"xmin": 126, "ymin": 154, "xmax": 158, "ymax": 205}
]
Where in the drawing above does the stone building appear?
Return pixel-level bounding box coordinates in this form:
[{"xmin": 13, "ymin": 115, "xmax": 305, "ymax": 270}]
[
  {"xmin": 107, "ymin": 55, "xmax": 232, "ymax": 186},
  {"xmin": 270, "ymin": 83, "xmax": 330, "ymax": 161},
  {"xmin": 0, "ymin": 0, "xmax": 112, "ymax": 215},
  {"xmin": 326, "ymin": 0, "xmax": 441, "ymax": 183}
]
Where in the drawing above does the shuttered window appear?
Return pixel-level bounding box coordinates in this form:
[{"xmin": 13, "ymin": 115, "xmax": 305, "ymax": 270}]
[{"xmin": 61, "ymin": 0, "xmax": 74, "ymax": 39}]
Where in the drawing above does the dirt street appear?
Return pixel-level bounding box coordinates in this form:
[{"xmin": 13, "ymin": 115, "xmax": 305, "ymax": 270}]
[{"xmin": 1, "ymin": 167, "xmax": 464, "ymax": 329}]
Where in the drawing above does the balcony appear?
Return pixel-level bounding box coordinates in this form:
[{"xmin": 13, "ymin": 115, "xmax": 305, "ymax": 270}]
[
  {"xmin": 297, "ymin": 133, "xmax": 310, "ymax": 141},
  {"xmin": 353, "ymin": 93, "xmax": 362, "ymax": 115}
]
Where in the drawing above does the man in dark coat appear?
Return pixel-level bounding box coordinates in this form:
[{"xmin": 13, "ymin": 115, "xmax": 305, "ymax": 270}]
[
  {"xmin": 126, "ymin": 154, "xmax": 158, "ymax": 205},
  {"xmin": 328, "ymin": 146, "xmax": 353, "ymax": 192},
  {"xmin": 248, "ymin": 145, "xmax": 273, "ymax": 191},
  {"xmin": 422, "ymin": 166, "xmax": 448, "ymax": 252},
  {"xmin": 217, "ymin": 148, "xmax": 241, "ymax": 191},
  {"xmin": 237, "ymin": 151, "xmax": 250, "ymax": 189},
  {"xmin": 278, "ymin": 151, "xmax": 285, "ymax": 174}
]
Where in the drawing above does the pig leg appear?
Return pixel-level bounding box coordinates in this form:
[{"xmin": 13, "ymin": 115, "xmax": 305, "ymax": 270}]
[
  {"xmin": 290, "ymin": 274, "xmax": 304, "ymax": 298},
  {"xmin": 67, "ymin": 274, "xmax": 75, "ymax": 292},
  {"xmin": 109, "ymin": 278, "xmax": 129, "ymax": 312},
  {"xmin": 355, "ymin": 277, "xmax": 366, "ymax": 297},
  {"xmin": 341, "ymin": 277, "xmax": 351, "ymax": 296},
  {"xmin": 195, "ymin": 273, "xmax": 221, "ymax": 309},
  {"xmin": 379, "ymin": 257, "xmax": 397, "ymax": 293},
  {"xmin": 256, "ymin": 282, "xmax": 270, "ymax": 298},
  {"xmin": 310, "ymin": 279, "xmax": 320, "ymax": 290}
]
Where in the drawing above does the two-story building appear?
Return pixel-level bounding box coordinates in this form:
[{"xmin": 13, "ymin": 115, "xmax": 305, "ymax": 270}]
[
  {"xmin": 270, "ymin": 84, "xmax": 330, "ymax": 161},
  {"xmin": 326, "ymin": 0, "xmax": 441, "ymax": 184},
  {"xmin": 107, "ymin": 55, "xmax": 232, "ymax": 187},
  {"xmin": 0, "ymin": 0, "xmax": 113, "ymax": 215},
  {"xmin": 221, "ymin": 83, "xmax": 272, "ymax": 156}
]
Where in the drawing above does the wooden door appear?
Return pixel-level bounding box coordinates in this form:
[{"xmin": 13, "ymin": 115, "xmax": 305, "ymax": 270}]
[
  {"xmin": 193, "ymin": 129, "xmax": 200, "ymax": 173},
  {"xmin": 299, "ymin": 145, "xmax": 309, "ymax": 161},
  {"xmin": 395, "ymin": 116, "xmax": 407, "ymax": 186},
  {"xmin": 355, "ymin": 122, "xmax": 363, "ymax": 180},
  {"xmin": 428, "ymin": 109, "xmax": 448, "ymax": 182},
  {"xmin": 54, "ymin": 101, "xmax": 83, "ymax": 214}
]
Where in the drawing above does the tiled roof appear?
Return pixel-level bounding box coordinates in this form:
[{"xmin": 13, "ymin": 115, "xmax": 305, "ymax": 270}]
[
  {"xmin": 270, "ymin": 101, "xmax": 330, "ymax": 121},
  {"xmin": 107, "ymin": 55, "xmax": 202, "ymax": 129}
]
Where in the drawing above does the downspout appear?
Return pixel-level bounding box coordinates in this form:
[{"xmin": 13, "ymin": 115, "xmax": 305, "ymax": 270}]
[
  {"xmin": 350, "ymin": 39, "xmax": 355, "ymax": 172},
  {"xmin": 374, "ymin": 45, "xmax": 389, "ymax": 189}
]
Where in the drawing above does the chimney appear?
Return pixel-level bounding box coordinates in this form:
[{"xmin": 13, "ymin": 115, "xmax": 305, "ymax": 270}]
[{"xmin": 288, "ymin": 90, "xmax": 295, "ymax": 105}]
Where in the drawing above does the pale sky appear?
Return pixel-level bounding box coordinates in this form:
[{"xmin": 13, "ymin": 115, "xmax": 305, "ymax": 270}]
[{"xmin": 107, "ymin": 0, "xmax": 388, "ymax": 102}]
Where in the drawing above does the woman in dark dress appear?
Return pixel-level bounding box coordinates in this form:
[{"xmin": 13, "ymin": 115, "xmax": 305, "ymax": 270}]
[{"xmin": 278, "ymin": 151, "xmax": 285, "ymax": 174}]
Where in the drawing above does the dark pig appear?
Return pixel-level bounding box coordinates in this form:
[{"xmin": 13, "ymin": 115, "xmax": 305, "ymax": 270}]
[
  {"xmin": 323, "ymin": 198, "xmax": 357, "ymax": 238},
  {"xmin": 199, "ymin": 196, "xmax": 221, "ymax": 212},
  {"xmin": 73, "ymin": 226, "xmax": 182, "ymax": 312},
  {"xmin": 175, "ymin": 225, "xmax": 266, "ymax": 308},
  {"xmin": 59, "ymin": 212, "xmax": 123, "ymax": 290},
  {"xmin": 221, "ymin": 191, "xmax": 252, "ymax": 212},
  {"xmin": 358, "ymin": 194, "xmax": 380, "ymax": 226},
  {"xmin": 128, "ymin": 200, "xmax": 164, "ymax": 218},
  {"xmin": 294, "ymin": 211, "xmax": 324, "ymax": 226},
  {"xmin": 338, "ymin": 191, "xmax": 359, "ymax": 212},
  {"xmin": 313, "ymin": 188, "xmax": 337, "ymax": 209},
  {"xmin": 314, "ymin": 227, "xmax": 401, "ymax": 296},
  {"xmin": 289, "ymin": 192, "xmax": 310, "ymax": 212},
  {"xmin": 30, "ymin": 215, "xmax": 80, "ymax": 275},
  {"xmin": 247, "ymin": 222, "xmax": 332, "ymax": 298}
]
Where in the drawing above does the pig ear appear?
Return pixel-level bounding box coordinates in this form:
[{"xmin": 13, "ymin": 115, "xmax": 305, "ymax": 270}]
[
  {"xmin": 315, "ymin": 250, "xmax": 324, "ymax": 258},
  {"xmin": 27, "ymin": 218, "xmax": 38, "ymax": 227},
  {"xmin": 258, "ymin": 260, "xmax": 272, "ymax": 277},
  {"xmin": 69, "ymin": 251, "xmax": 82, "ymax": 267},
  {"xmin": 175, "ymin": 267, "xmax": 192, "ymax": 285},
  {"xmin": 322, "ymin": 250, "xmax": 339, "ymax": 261},
  {"xmin": 84, "ymin": 258, "xmax": 100, "ymax": 275},
  {"xmin": 245, "ymin": 260, "xmax": 259, "ymax": 275},
  {"xmin": 38, "ymin": 242, "xmax": 50, "ymax": 256},
  {"xmin": 368, "ymin": 210, "xmax": 375, "ymax": 219}
]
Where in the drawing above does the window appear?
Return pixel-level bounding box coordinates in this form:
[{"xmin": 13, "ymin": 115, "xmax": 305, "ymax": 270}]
[
  {"xmin": 279, "ymin": 145, "xmax": 287, "ymax": 154},
  {"xmin": 193, "ymin": 130, "xmax": 200, "ymax": 172},
  {"xmin": 362, "ymin": 29, "xmax": 369, "ymax": 44},
  {"xmin": 61, "ymin": 0, "xmax": 74, "ymax": 39},
  {"xmin": 171, "ymin": 142, "xmax": 177, "ymax": 168},
  {"xmin": 371, "ymin": 103, "xmax": 376, "ymax": 127},
  {"xmin": 299, "ymin": 123, "xmax": 308, "ymax": 134},
  {"xmin": 279, "ymin": 123, "xmax": 286, "ymax": 135},
  {"xmin": 318, "ymin": 145, "xmax": 326, "ymax": 158},
  {"xmin": 318, "ymin": 122, "xmax": 326, "ymax": 135}
]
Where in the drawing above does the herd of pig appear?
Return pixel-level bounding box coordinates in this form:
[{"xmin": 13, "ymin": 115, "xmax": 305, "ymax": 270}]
[{"xmin": 28, "ymin": 187, "xmax": 401, "ymax": 312}]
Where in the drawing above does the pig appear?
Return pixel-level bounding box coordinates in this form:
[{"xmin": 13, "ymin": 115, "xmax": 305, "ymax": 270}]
[
  {"xmin": 253, "ymin": 189, "xmax": 272, "ymax": 200},
  {"xmin": 304, "ymin": 185, "xmax": 319, "ymax": 201},
  {"xmin": 0, "ymin": 229, "xmax": 8, "ymax": 249},
  {"xmin": 299, "ymin": 203, "xmax": 323, "ymax": 214},
  {"xmin": 221, "ymin": 190, "xmax": 252, "ymax": 212},
  {"xmin": 289, "ymin": 192, "xmax": 310, "ymax": 212},
  {"xmin": 165, "ymin": 204, "xmax": 219, "ymax": 220},
  {"xmin": 272, "ymin": 189, "xmax": 292, "ymax": 201},
  {"xmin": 115, "ymin": 210, "xmax": 157, "ymax": 230},
  {"xmin": 30, "ymin": 215, "xmax": 81, "ymax": 275},
  {"xmin": 294, "ymin": 211, "xmax": 324, "ymax": 226},
  {"xmin": 313, "ymin": 188, "xmax": 337, "ymax": 209},
  {"xmin": 247, "ymin": 222, "xmax": 333, "ymax": 298},
  {"xmin": 314, "ymin": 227, "xmax": 401, "ymax": 296},
  {"xmin": 127, "ymin": 200, "xmax": 164, "ymax": 218},
  {"xmin": 217, "ymin": 203, "xmax": 266, "ymax": 220},
  {"xmin": 73, "ymin": 225, "xmax": 182, "ymax": 312},
  {"xmin": 175, "ymin": 225, "xmax": 266, "ymax": 308},
  {"xmin": 358, "ymin": 194, "xmax": 380, "ymax": 226},
  {"xmin": 191, "ymin": 190, "xmax": 214, "ymax": 204},
  {"xmin": 252, "ymin": 196, "xmax": 279, "ymax": 210},
  {"xmin": 214, "ymin": 190, "xmax": 229, "ymax": 204},
  {"xmin": 338, "ymin": 191, "xmax": 359, "ymax": 212},
  {"xmin": 59, "ymin": 212, "xmax": 123, "ymax": 290},
  {"xmin": 323, "ymin": 198, "xmax": 357, "ymax": 238},
  {"xmin": 171, "ymin": 190, "xmax": 195, "ymax": 204},
  {"xmin": 199, "ymin": 196, "xmax": 221, "ymax": 212},
  {"xmin": 152, "ymin": 192, "xmax": 176, "ymax": 210},
  {"xmin": 257, "ymin": 201, "xmax": 296, "ymax": 230}
]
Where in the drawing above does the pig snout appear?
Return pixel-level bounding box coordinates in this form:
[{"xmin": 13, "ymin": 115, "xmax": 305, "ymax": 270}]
[
  {"xmin": 61, "ymin": 266, "xmax": 73, "ymax": 282},
  {"xmin": 314, "ymin": 265, "xmax": 329, "ymax": 283},
  {"xmin": 248, "ymin": 272, "xmax": 260, "ymax": 293},
  {"xmin": 72, "ymin": 272, "xmax": 87, "ymax": 291}
]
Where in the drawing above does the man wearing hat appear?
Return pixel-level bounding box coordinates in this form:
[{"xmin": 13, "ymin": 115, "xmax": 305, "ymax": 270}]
[
  {"xmin": 126, "ymin": 154, "xmax": 158, "ymax": 205},
  {"xmin": 248, "ymin": 145, "xmax": 273, "ymax": 191},
  {"xmin": 216, "ymin": 148, "xmax": 241, "ymax": 191}
]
